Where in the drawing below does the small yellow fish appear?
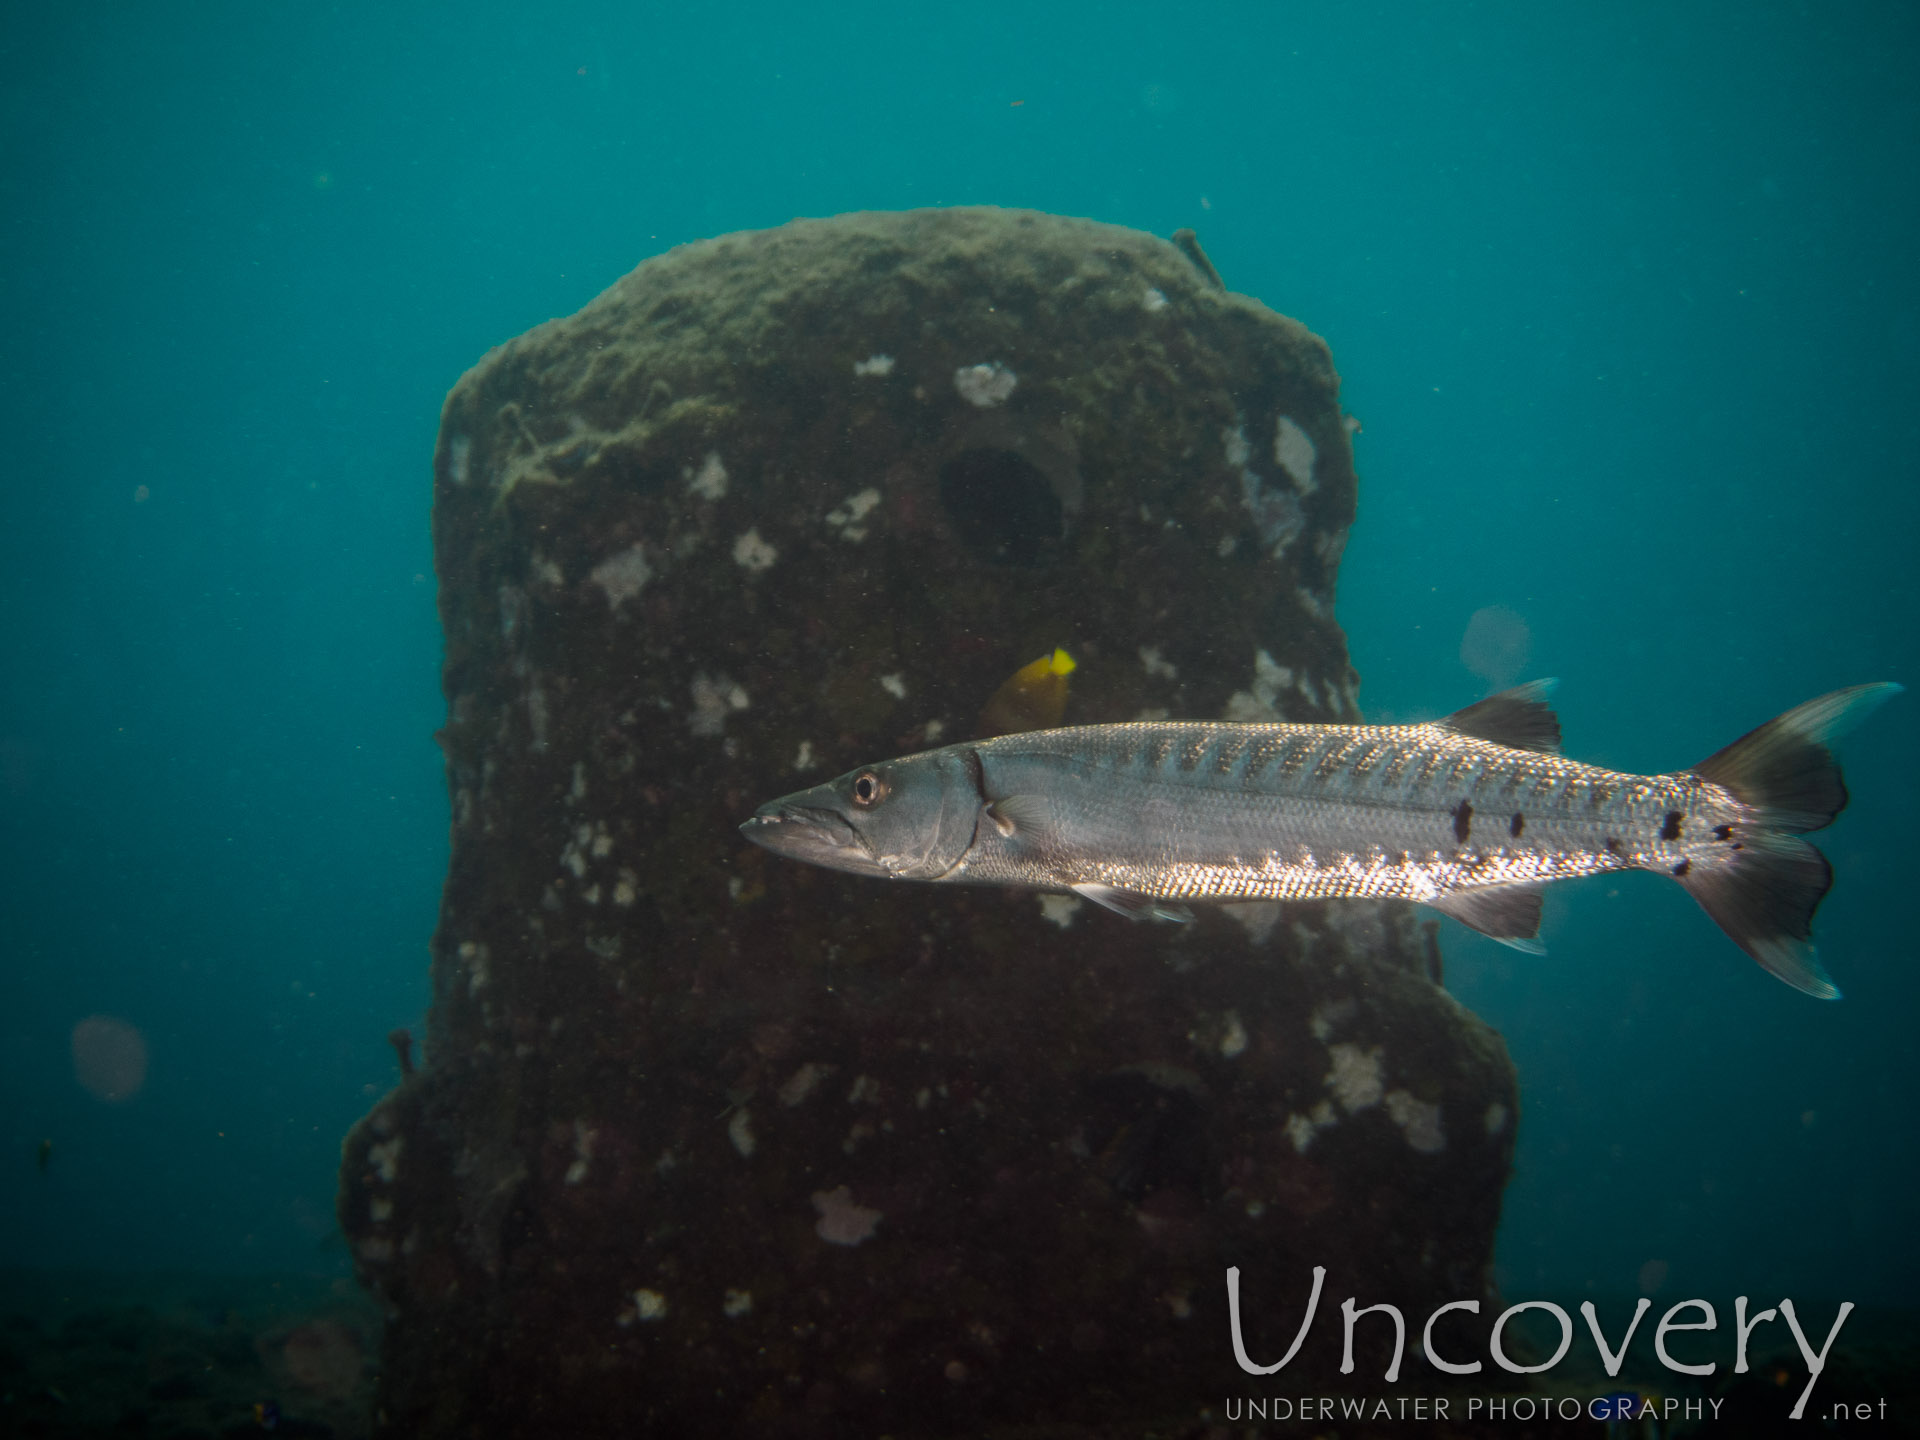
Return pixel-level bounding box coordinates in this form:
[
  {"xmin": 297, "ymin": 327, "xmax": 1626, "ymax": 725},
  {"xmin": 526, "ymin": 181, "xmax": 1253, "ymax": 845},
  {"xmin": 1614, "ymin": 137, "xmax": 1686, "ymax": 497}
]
[{"xmin": 979, "ymin": 648, "xmax": 1076, "ymax": 737}]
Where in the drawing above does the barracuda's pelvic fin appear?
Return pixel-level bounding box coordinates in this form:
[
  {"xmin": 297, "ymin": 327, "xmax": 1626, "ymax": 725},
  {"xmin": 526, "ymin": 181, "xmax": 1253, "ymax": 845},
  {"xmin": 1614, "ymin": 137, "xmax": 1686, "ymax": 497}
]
[
  {"xmin": 1071, "ymin": 883, "xmax": 1194, "ymax": 924},
  {"xmin": 1439, "ymin": 679, "xmax": 1563, "ymax": 754},
  {"xmin": 1427, "ymin": 886, "xmax": 1548, "ymax": 954}
]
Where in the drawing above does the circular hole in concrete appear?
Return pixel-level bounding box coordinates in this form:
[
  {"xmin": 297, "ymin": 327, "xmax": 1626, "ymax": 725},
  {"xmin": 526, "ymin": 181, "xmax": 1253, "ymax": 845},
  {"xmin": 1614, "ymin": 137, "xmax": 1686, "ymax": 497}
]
[{"xmin": 938, "ymin": 448, "xmax": 1064, "ymax": 567}]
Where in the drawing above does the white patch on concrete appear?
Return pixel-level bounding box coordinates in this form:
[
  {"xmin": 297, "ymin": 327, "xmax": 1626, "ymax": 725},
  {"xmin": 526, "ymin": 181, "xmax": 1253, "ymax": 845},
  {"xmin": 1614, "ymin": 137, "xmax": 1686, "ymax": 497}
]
[
  {"xmin": 1219, "ymin": 1011, "xmax": 1249, "ymax": 1060},
  {"xmin": 1223, "ymin": 424, "xmax": 1252, "ymax": 468},
  {"xmin": 369, "ymin": 1196, "xmax": 393, "ymax": 1224},
  {"xmin": 368, "ymin": 1137, "xmax": 403, "ymax": 1184},
  {"xmin": 853, "ymin": 354, "xmax": 895, "ymax": 377},
  {"xmin": 1139, "ymin": 646, "xmax": 1179, "ymax": 680},
  {"xmin": 1285, "ymin": 1098, "xmax": 1342, "ymax": 1154},
  {"xmin": 1285, "ymin": 1112, "xmax": 1319, "ymax": 1153},
  {"xmin": 812, "ymin": 1185, "xmax": 883, "ymax": 1246},
  {"xmin": 779, "ymin": 1062, "xmax": 834, "ymax": 1108},
  {"xmin": 1223, "ymin": 648, "xmax": 1294, "ymax": 721},
  {"xmin": 690, "ymin": 673, "xmax": 749, "ymax": 736},
  {"xmin": 687, "ymin": 451, "xmax": 729, "ymax": 500},
  {"xmin": 612, "ymin": 870, "xmax": 637, "ymax": 907},
  {"xmin": 723, "ymin": 1289, "xmax": 753, "ymax": 1318},
  {"xmin": 634, "ymin": 1288, "xmax": 667, "ymax": 1321},
  {"xmin": 531, "ymin": 553, "xmax": 564, "ymax": 587},
  {"xmin": 1484, "ymin": 1101, "xmax": 1509, "ymax": 1137},
  {"xmin": 1142, "ymin": 287, "xmax": 1169, "ymax": 312},
  {"xmin": 879, "ymin": 672, "xmax": 907, "ymax": 700},
  {"xmin": 1226, "ymin": 902, "xmax": 1283, "ymax": 946},
  {"xmin": 565, "ymin": 1120, "xmax": 598, "ymax": 1185},
  {"xmin": 448, "ymin": 434, "xmax": 472, "ymax": 486},
  {"xmin": 827, "ymin": 487, "xmax": 883, "ymax": 542},
  {"xmin": 1309, "ymin": 999, "xmax": 1355, "ymax": 1042},
  {"xmin": 527, "ymin": 678, "xmax": 550, "ymax": 752},
  {"xmin": 954, "ymin": 362, "xmax": 1017, "ymax": 407},
  {"xmin": 1385, "ymin": 1089, "xmax": 1446, "ymax": 1153},
  {"xmin": 590, "ymin": 545, "xmax": 652, "ymax": 608},
  {"xmin": 847, "ymin": 1074, "xmax": 881, "ymax": 1105},
  {"xmin": 1325, "ymin": 1043, "xmax": 1384, "ymax": 1112},
  {"xmin": 458, "ymin": 941, "xmax": 491, "ymax": 995},
  {"xmin": 793, "ymin": 740, "xmax": 816, "ymax": 771},
  {"xmin": 732, "ymin": 528, "xmax": 777, "ymax": 571},
  {"xmin": 1274, "ymin": 416, "xmax": 1318, "ymax": 494},
  {"xmin": 923, "ymin": 719, "xmax": 946, "ymax": 742},
  {"xmin": 727, "ymin": 1108, "xmax": 755, "ymax": 1158},
  {"xmin": 1241, "ymin": 469, "xmax": 1304, "ymax": 556},
  {"xmin": 1038, "ymin": 893, "xmax": 1082, "ymax": 928}
]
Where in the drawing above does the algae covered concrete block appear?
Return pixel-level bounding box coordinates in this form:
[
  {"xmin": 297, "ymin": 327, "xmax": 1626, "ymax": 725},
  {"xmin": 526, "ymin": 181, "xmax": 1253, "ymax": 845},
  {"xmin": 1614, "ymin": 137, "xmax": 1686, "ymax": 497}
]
[{"xmin": 339, "ymin": 207, "xmax": 1519, "ymax": 1436}]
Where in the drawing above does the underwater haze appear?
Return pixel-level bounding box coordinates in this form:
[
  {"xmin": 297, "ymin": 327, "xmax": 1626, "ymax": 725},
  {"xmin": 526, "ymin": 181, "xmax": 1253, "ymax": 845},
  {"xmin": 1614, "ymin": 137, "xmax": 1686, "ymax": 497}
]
[{"xmin": 3, "ymin": 0, "xmax": 1916, "ymax": 1341}]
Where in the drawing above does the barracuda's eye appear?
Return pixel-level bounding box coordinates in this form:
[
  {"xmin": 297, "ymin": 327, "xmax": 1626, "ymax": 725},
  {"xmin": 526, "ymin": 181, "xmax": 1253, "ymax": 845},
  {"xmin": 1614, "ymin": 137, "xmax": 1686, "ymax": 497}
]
[{"xmin": 850, "ymin": 772, "xmax": 887, "ymax": 807}]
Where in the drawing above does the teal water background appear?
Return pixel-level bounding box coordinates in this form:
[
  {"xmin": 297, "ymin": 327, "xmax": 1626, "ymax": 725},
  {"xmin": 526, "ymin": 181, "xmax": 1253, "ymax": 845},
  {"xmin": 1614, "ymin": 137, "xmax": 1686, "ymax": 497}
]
[{"xmin": 3, "ymin": 1, "xmax": 1915, "ymax": 1316}]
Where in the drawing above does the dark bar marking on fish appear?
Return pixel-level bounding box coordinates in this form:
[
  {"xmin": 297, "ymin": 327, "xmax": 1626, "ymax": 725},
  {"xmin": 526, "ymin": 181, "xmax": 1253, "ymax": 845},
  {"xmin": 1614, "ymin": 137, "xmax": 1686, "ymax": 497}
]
[
  {"xmin": 1509, "ymin": 812, "xmax": 1525, "ymax": 838},
  {"xmin": 1314, "ymin": 739, "xmax": 1356, "ymax": 781},
  {"xmin": 1214, "ymin": 734, "xmax": 1250, "ymax": 775},
  {"xmin": 1713, "ymin": 823, "xmax": 1733, "ymax": 841},
  {"xmin": 1178, "ymin": 736, "xmax": 1210, "ymax": 772},
  {"xmin": 1605, "ymin": 837, "xmax": 1621, "ymax": 853},
  {"xmin": 1672, "ymin": 859, "xmax": 1691, "ymax": 877},
  {"xmin": 1660, "ymin": 811, "xmax": 1684, "ymax": 841},
  {"xmin": 1452, "ymin": 799, "xmax": 1473, "ymax": 844},
  {"xmin": 1244, "ymin": 736, "xmax": 1284, "ymax": 781}
]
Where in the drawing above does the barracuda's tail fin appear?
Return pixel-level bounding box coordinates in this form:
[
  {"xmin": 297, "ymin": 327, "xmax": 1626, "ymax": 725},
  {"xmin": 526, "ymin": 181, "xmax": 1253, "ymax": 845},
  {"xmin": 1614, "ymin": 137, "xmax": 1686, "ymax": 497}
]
[{"xmin": 1677, "ymin": 683, "xmax": 1901, "ymax": 999}]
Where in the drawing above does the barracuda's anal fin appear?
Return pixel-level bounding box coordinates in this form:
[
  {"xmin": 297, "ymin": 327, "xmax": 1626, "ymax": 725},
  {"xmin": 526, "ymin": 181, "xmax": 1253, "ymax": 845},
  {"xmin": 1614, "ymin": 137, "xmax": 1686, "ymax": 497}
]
[
  {"xmin": 1071, "ymin": 883, "xmax": 1195, "ymax": 923},
  {"xmin": 1440, "ymin": 679, "xmax": 1563, "ymax": 754},
  {"xmin": 1427, "ymin": 886, "xmax": 1547, "ymax": 954}
]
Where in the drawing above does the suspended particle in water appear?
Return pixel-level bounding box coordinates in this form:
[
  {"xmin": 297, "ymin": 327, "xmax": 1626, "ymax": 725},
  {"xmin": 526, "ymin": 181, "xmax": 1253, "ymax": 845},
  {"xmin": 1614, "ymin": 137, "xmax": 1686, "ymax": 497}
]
[
  {"xmin": 1460, "ymin": 605, "xmax": 1532, "ymax": 689},
  {"xmin": 71, "ymin": 1014, "xmax": 148, "ymax": 1103}
]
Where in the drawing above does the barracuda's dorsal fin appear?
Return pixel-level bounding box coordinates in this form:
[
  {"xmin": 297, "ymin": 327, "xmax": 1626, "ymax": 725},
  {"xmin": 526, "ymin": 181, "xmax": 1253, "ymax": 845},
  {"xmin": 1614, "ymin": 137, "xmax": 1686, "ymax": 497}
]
[
  {"xmin": 1428, "ymin": 885, "xmax": 1547, "ymax": 953},
  {"xmin": 1439, "ymin": 680, "xmax": 1562, "ymax": 754}
]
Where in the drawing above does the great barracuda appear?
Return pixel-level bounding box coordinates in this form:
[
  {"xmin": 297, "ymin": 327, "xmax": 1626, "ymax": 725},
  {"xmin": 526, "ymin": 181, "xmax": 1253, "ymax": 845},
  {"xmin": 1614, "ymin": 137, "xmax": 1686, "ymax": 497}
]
[{"xmin": 740, "ymin": 681, "xmax": 1900, "ymax": 998}]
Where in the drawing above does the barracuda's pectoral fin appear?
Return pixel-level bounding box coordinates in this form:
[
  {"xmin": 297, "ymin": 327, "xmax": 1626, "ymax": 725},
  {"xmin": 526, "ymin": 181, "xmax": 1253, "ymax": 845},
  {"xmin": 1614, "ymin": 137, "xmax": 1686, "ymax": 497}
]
[
  {"xmin": 1440, "ymin": 680, "xmax": 1563, "ymax": 754},
  {"xmin": 984, "ymin": 794, "xmax": 1052, "ymax": 838},
  {"xmin": 1071, "ymin": 883, "xmax": 1195, "ymax": 924},
  {"xmin": 1427, "ymin": 886, "xmax": 1547, "ymax": 954}
]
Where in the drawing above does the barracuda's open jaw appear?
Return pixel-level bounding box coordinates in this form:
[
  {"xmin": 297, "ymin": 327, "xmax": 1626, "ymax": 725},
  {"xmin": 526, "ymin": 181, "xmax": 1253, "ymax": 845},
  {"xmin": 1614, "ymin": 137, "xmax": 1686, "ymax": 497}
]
[{"xmin": 739, "ymin": 803, "xmax": 885, "ymax": 876}]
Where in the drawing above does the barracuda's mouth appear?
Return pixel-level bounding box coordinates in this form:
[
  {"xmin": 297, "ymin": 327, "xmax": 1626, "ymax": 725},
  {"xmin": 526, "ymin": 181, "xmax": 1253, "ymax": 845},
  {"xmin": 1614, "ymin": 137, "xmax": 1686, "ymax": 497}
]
[{"xmin": 738, "ymin": 803, "xmax": 882, "ymax": 875}]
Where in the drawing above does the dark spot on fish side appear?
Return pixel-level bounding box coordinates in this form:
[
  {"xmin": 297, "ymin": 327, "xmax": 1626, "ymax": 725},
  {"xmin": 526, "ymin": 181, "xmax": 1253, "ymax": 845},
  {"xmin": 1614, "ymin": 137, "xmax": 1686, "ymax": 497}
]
[
  {"xmin": 1672, "ymin": 859, "xmax": 1691, "ymax": 877},
  {"xmin": 1452, "ymin": 799, "xmax": 1472, "ymax": 844},
  {"xmin": 1731, "ymin": 842, "xmax": 1744, "ymax": 851},
  {"xmin": 938, "ymin": 448, "xmax": 1064, "ymax": 567},
  {"xmin": 1509, "ymin": 812, "xmax": 1524, "ymax": 838},
  {"xmin": 1660, "ymin": 811, "xmax": 1684, "ymax": 841},
  {"xmin": 1605, "ymin": 837, "xmax": 1621, "ymax": 853},
  {"xmin": 1713, "ymin": 824, "xmax": 1733, "ymax": 841}
]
